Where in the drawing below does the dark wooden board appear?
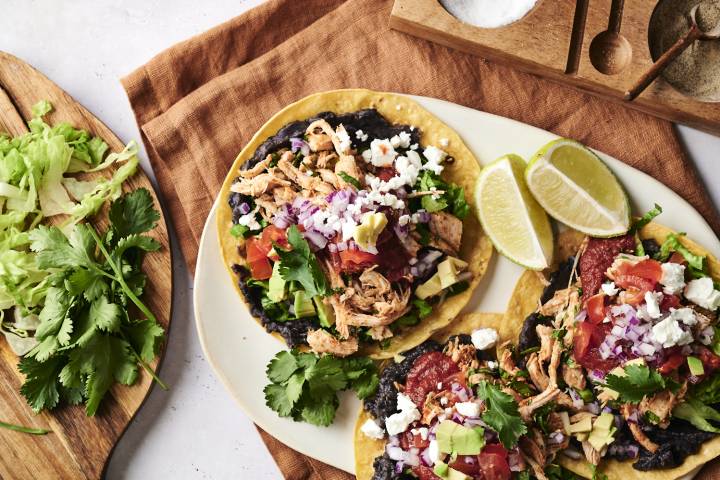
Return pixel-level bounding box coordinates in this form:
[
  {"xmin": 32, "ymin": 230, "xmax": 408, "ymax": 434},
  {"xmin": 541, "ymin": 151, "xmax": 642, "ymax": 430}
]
[{"xmin": 0, "ymin": 51, "xmax": 172, "ymax": 479}]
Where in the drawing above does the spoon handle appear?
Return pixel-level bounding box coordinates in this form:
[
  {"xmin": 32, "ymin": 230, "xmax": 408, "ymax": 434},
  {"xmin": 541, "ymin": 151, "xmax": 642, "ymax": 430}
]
[{"xmin": 624, "ymin": 23, "xmax": 702, "ymax": 101}]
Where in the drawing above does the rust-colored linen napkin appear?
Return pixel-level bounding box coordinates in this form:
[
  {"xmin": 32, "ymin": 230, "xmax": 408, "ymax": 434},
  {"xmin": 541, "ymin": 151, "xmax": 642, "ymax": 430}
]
[{"xmin": 122, "ymin": 0, "xmax": 720, "ymax": 478}]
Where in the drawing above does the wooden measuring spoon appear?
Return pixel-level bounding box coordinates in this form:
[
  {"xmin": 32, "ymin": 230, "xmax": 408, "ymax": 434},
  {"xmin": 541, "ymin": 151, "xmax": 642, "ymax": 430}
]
[
  {"xmin": 589, "ymin": 0, "xmax": 632, "ymax": 75},
  {"xmin": 625, "ymin": 5, "xmax": 720, "ymax": 101}
]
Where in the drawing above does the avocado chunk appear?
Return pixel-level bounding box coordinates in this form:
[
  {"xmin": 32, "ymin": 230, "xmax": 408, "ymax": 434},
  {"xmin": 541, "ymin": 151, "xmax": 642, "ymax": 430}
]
[
  {"xmin": 688, "ymin": 356, "xmax": 705, "ymax": 376},
  {"xmin": 293, "ymin": 291, "xmax": 316, "ymax": 318},
  {"xmin": 569, "ymin": 416, "xmax": 592, "ymax": 434},
  {"xmin": 432, "ymin": 462, "xmax": 471, "ymax": 480},
  {"xmin": 354, "ymin": 212, "xmax": 387, "ymax": 250},
  {"xmin": 268, "ymin": 262, "xmax": 286, "ymax": 302},
  {"xmin": 416, "ymin": 257, "xmax": 469, "ymax": 299},
  {"xmin": 588, "ymin": 413, "xmax": 616, "ymax": 452},
  {"xmin": 435, "ymin": 420, "xmax": 485, "ymax": 456},
  {"xmin": 314, "ymin": 296, "xmax": 335, "ymax": 327}
]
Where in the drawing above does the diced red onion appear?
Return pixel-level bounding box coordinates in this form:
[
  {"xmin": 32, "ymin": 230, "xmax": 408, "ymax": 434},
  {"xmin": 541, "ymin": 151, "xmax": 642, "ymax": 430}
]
[
  {"xmin": 548, "ymin": 432, "xmax": 565, "ymax": 444},
  {"xmin": 627, "ymin": 411, "xmax": 638, "ymax": 423},
  {"xmin": 386, "ymin": 446, "xmax": 419, "ymax": 466},
  {"xmin": 290, "ymin": 137, "xmax": 310, "ymax": 157},
  {"xmin": 508, "ymin": 450, "xmax": 524, "ymax": 471},
  {"xmin": 420, "ymin": 448, "xmax": 432, "ymax": 466},
  {"xmin": 388, "ymin": 435, "xmax": 400, "ymax": 446},
  {"xmin": 415, "ymin": 211, "xmax": 430, "ymax": 223},
  {"xmin": 575, "ymin": 310, "xmax": 587, "ymax": 322},
  {"xmin": 303, "ymin": 230, "xmax": 328, "ymax": 250},
  {"xmin": 568, "ymin": 389, "xmax": 584, "ymax": 409},
  {"xmin": 586, "ymin": 402, "xmax": 600, "ymax": 415},
  {"xmin": 348, "ymin": 240, "xmax": 358, "ymax": 251},
  {"xmin": 394, "ymin": 461, "xmax": 405, "ymax": 474},
  {"xmin": 456, "ymin": 271, "xmax": 473, "ymax": 283},
  {"xmin": 327, "ymin": 243, "xmax": 338, "ymax": 253},
  {"xmin": 239, "ymin": 202, "xmax": 251, "ymax": 215}
]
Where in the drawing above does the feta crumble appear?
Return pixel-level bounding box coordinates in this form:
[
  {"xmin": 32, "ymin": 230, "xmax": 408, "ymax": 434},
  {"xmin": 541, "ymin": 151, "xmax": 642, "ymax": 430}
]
[
  {"xmin": 390, "ymin": 131, "xmax": 412, "ymax": 149},
  {"xmin": 411, "ymin": 427, "xmax": 429, "ymax": 440},
  {"xmin": 650, "ymin": 316, "xmax": 693, "ymax": 348},
  {"xmin": 360, "ymin": 419, "xmax": 385, "ymax": 439},
  {"xmin": 422, "ymin": 145, "xmax": 447, "ymax": 175},
  {"xmin": 685, "ymin": 277, "xmax": 720, "ymax": 310},
  {"xmin": 669, "ymin": 307, "xmax": 697, "ymax": 326},
  {"xmin": 237, "ymin": 208, "xmax": 261, "ymax": 231},
  {"xmin": 355, "ymin": 129, "xmax": 369, "ymax": 142},
  {"xmin": 385, "ymin": 393, "xmax": 421, "ymax": 436},
  {"xmin": 644, "ymin": 291, "xmax": 663, "ymax": 319},
  {"xmin": 428, "ymin": 439, "xmax": 441, "ymax": 464},
  {"xmin": 365, "ymin": 139, "xmax": 397, "ymax": 167},
  {"xmin": 661, "ymin": 263, "xmax": 686, "ymax": 295},
  {"xmin": 455, "ymin": 401, "xmax": 481, "ymax": 418},
  {"xmin": 336, "ymin": 126, "xmax": 351, "ymax": 153},
  {"xmin": 471, "ymin": 328, "xmax": 499, "ymax": 350},
  {"xmin": 601, "ymin": 282, "xmax": 619, "ymax": 297}
]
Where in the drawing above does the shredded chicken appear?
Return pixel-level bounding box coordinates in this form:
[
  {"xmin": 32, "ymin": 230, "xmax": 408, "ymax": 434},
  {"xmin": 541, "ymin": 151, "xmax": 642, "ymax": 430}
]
[
  {"xmin": 639, "ymin": 385, "xmax": 685, "ymax": 427},
  {"xmin": 316, "ymin": 151, "xmax": 338, "ymax": 169},
  {"xmin": 547, "ymin": 342, "xmax": 562, "ymax": 386},
  {"xmin": 520, "ymin": 385, "xmax": 561, "ymax": 421},
  {"xmin": 422, "ymin": 391, "xmax": 449, "ymax": 424},
  {"xmin": 621, "ymin": 404, "xmax": 659, "ymax": 453},
  {"xmin": 306, "ymin": 329, "xmax": 358, "ymax": 357},
  {"xmin": 537, "ymin": 325, "xmax": 555, "ymax": 363},
  {"xmin": 428, "ymin": 212, "xmax": 463, "ymax": 255},
  {"xmin": 581, "ymin": 441, "xmax": 601, "ymax": 465},
  {"xmin": 368, "ymin": 326, "xmax": 393, "ymax": 341},
  {"xmin": 341, "ymin": 268, "xmax": 411, "ymax": 322},
  {"xmin": 230, "ymin": 171, "xmax": 291, "ymax": 197},
  {"xmin": 276, "ymin": 154, "xmax": 334, "ymax": 195},
  {"xmin": 520, "ymin": 435, "xmax": 548, "ymax": 480},
  {"xmin": 444, "ymin": 337, "xmax": 479, "ymax": 372},
  {"xmin": 562, "ymin": 363, "xmax": 587, "ymax": 391},
  {"xmin": 527, "ymin": 353, "xmax": 550, "ymax": 391},
  {"xmin": 239, "ymin": 155, "xmax": 272, "ymax": 179},
  {"xmin": 498, "ymin": 342, "xmax": 521, "ymax": 376},
  {"xmin": 538, "ymin": 288, "xmax": 574, "ymax": 317}
]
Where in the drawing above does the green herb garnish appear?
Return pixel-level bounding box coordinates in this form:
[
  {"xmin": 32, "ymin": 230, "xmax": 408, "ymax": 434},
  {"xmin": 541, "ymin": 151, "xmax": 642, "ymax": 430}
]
[{"xmin": 476, "ymin": 381, "xmax": 527, "ymax": 448}]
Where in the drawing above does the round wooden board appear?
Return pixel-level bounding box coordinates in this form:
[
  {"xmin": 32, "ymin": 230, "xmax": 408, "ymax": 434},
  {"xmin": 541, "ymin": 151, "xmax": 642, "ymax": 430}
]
[{"xmin": 0, "ymin": 51, "xmax": 172, "ymax": 479}]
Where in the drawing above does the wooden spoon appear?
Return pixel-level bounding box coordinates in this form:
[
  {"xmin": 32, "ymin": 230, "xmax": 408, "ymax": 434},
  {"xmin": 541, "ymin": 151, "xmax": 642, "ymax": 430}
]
[{"xmin": 624, "ymin": 5, "xmax": 720, "ymax": 101}]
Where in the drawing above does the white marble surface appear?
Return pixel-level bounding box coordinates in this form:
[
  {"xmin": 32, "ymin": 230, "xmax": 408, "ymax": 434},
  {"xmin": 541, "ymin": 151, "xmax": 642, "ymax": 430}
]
[{"xmin": 1, "ymin": 1, "xmax": 719, "ymax": 479}]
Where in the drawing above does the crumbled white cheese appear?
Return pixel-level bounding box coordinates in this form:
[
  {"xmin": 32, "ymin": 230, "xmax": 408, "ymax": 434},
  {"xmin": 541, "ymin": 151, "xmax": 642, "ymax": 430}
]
[
  {"xmin": 410, "ymin": 143, "xmax": 419, "ymax": 150},
  {"xmin": 422, "ymin": 146, "xmax": 447, "ymax": 175},
  {"xmin": 455, "ymin": 401, "xmax": 481, "ymax": 418},
  {"xmin": 398, "ymin": 214, "xmax": 411, "ymax": 227},
  {"xmin": 355, "ymin": 129, "xmax": 369, "ymax": 142},
  {"xmin": 471, "ymin": 327, "xmax": 498, "ymax": 350},
  {"xmin": 440, "ymin": 397, "xmax": 448, "ymax": 406},
  {"xmin": 644, "ymin": 291, "xmax": 663, "ymax": 319},
  {"xmin": 390, "ymin": 131, "xmax": 412, "ymax": 149},
  {"xmin": 385, "ymin": 393, "xmax": 421, "ymax": 435},
  {"xmin": 487, "ymin": 360, "xmax": 498, "ymax": 370},
  {"xmin": 669, "ymin": 307, "xmax": 697, "ymax": 326},
  {"xmin": 363, "ymin": 189, "xmax": 405, "ymax": 210},
  {"xmin": 411, "ymin": 211, "xmax": 428, "ymax": 223},
  {"xmin": 428, "ymin": 439, "xmax": 441, "ymax": 464},
  {"xmin": 439, "ymin": 138, "xmax": 449, "ymax": 147},
  {"xmin": 437, "ymin": 382, "xmax": 443, "ymax": 390},
  {"xmin": 364, "ymin": 139, "xmax": 397, "ymax": 167},
  {"xmin": 650, "ymin": 316, "xmax": 693, "ymax": 348},
  {"xmin": 366, "ymin": 150, "xmax": 422, "ymax": 193},
  {"xmin": 601, "ymin": 282, "xmax": 619, "ymax": 297},
  {"xmin": 661, "ymin": 263, "xmax": 686, "ymax": 295},
  {"xmin": 360, "ymin": 419, "xmax": 385, "ymax": 439},
  {"xmin": 685, "ymin": 277, "xmax": 720, "ymax": 310},
  {"xmin": 411, "ymin": 427, "xmax": 429, "ymax": 441},
  {"xmin": 237, "ymin": 208, "xmax": 261, "ymax": 231}
]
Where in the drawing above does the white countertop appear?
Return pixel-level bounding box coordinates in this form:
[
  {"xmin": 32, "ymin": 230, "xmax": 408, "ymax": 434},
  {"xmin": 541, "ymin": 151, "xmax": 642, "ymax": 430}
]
[{"xmin": 2, "ymin": 1, "xmax": 719, "ymax": 478}]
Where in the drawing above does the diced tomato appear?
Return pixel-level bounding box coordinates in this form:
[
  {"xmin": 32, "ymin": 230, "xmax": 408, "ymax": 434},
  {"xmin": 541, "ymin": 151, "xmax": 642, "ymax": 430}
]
[
  {"xmin": 658, "ymin": 353, "xmax": 685, "ymax": 374},
  {"xmin": 616, "ymin": 259, "xmax": 663, "ymax": 283},
  {"xmin": 258, "ymin": 225, "xmax": 289, "ymax": 252},
  {"xmin": 376, "ymin": 167, "xmax": 397, "ymax": 182},
  {"xmin": 478, "ymin": 444, "xmax": 511, "ymax": 480},
  {"xmin": 574, "ymin": 322, "xmax": 598, "ymax": 359},
  {"xmin": 411, "ymin": 465, "xmax": 440, "ymax": 480},
  {"xmin": 586, "ymin": 293, "xmax": 607, "ymax": 324},
  {"xmin": 661, "ymin": 294, "xmax": 681, "ymax": 311},
  {"xmin": 669, "ymin": 252, "xmax": 687, "ymax": 266},
  {"xmin": 614, "ymin": 274, "xmax": 655, "ymax": 293},
  {"xmin": 578, "ymin": 347, "xmax": 620, "ymax": 373},
  {"xmin": 399, "ymin": 430, "xmax": 430, "ymax": 450},
  {"xmin": 698, "ymin": 347, "xmax": 720, "ymax": 372},
  {"xmin": 449, "ymin": 456, "xmax": 480, "ymax": 476},
  {"xmin": 339, "ymin": 249, "xmax": 377, "ymax": 272},
  {"xmin": 245, "ymin": 238, "xmax": 273, "ymax": 280}
]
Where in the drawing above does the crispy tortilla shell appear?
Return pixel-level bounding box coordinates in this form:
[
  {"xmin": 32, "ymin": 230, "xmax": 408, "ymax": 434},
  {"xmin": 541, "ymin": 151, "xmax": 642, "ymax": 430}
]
[
  {"xmin": 354, "ymin": 313, "xmax": 506, "ymax": 480},
  {"xmin": 216, "ymin": 89, "xmax": 492, "ymax": 359},
  {"xmin": 504, "ymin": 223, "xmax": 720, "ymax": 479}
]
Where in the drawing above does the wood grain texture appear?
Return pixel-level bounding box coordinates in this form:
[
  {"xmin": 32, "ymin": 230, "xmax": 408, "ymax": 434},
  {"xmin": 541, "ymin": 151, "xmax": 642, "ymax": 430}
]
[
  {"xmin": 390, "ymin": 0, "xmax": 720, "ymax": 136},
  {"xmin": 0, "ymin": 51, "xmax": 172, "ymax": 479}
]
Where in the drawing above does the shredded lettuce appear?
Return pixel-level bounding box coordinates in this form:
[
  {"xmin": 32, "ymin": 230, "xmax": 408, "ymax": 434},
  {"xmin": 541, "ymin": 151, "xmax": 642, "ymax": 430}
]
[
  {"xmin": 656, "ymin": 232, "xmax": 708, "ymax": 278},
  {"xmin": 0, "ymin": 100, "xmax": 139, "ymax": 314}
]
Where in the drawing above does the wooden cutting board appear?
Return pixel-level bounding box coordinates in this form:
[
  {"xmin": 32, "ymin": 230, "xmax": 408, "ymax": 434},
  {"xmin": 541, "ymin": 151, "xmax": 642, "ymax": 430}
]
[{"xmin": 0, "ymin": 51, "xmax": 172, "ymax": 479}]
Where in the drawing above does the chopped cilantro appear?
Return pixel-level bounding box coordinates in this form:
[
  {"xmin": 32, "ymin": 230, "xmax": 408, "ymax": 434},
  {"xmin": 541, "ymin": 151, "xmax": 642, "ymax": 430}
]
[
  {"xmin": 276, "ymin": 226, "xmax": 330, "ymax": 298},
  {"xmin": 338, "ymin": 172, "xmax": 361, "ymax": 189},
  {"xmin": 603, "ymin": 364, "xmax": 669, "ymax": 404},
  {"xmin": 476, "ymin": 381, "xmax": 527, "ymax": 448},
  {"xmin": 416, "ymin": 171, "xmax": 469, "ymax": 218},
  {"xmin": 415, "ymin": 223, "xmax": 431, "ymax": 246},
  {"xmin": 263, "ymin": 350, "xmax": 378, "ymax": 426},
  {"xmin": 589, "ymin": 465, "xmax": 608, "ymax": 480}
]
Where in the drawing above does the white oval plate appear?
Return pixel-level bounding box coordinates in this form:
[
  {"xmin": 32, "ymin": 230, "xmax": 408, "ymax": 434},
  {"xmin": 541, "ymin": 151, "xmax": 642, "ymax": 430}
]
[{"xmin": 194, "ymin": 95, "xmax": 720, "ymax": 474}]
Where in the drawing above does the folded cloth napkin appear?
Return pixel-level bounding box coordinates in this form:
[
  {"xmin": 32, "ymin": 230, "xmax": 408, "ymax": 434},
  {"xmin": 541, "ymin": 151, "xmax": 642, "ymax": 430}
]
[{"xmin": 122, "ymin": 0, "xmax": 720, "ymax": 478}]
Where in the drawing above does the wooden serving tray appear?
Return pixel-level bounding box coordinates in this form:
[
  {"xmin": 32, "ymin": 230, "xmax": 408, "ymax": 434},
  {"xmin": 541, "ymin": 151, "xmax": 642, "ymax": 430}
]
[
  {"xmin": 390, "ymin": 0, "xmax": 720, "ymax": 136},
  {"xmin": 0, "ymin": 51, "xmax": 172, "ymax": 479}
]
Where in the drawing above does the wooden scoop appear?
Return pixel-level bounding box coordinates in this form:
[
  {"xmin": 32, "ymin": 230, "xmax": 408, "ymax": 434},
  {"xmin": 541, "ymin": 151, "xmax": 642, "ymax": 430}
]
[{"xmin": 624, "ymin": 5, "xmax": 720, "ymax": 101}]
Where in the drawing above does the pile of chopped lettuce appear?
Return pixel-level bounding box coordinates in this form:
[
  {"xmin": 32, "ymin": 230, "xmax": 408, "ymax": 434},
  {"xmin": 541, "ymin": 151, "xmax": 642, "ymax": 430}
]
[{"xmin": 0, "ymin": 101, "xmax": 138, "ymax": 313}]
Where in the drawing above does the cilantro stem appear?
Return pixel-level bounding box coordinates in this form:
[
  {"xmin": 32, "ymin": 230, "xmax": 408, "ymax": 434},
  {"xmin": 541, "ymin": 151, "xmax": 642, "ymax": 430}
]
[
  {"xmin": 88, "ymin": 226, "xmax": 168, "ymax": 391},
  {"xmin": 87, "ymin": 226, "xmax": 158, "ymax": 325},
  {"xmin": 0, "ymin": 420, "xmax": 50, "ymax": 435}
]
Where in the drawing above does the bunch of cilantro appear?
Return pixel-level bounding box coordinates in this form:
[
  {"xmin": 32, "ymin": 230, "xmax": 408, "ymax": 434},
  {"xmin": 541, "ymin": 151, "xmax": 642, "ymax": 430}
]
[
  {"xmin": 18, "ymin": 189, "xmax": 166, "ymax": 416},
  {"xmin": 264, "ymin": 350, "xmax": 378, "ymax": 426}
]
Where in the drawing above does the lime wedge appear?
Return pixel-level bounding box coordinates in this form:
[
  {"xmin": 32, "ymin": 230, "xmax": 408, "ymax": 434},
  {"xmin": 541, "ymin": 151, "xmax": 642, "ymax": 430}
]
[
  {"xmin": 475, "ymin": 154, "xmax": 554, "ymax": 270},
  {"xmin": 525, "ymin": 139, "xmax": 630, "ymax": 237}
]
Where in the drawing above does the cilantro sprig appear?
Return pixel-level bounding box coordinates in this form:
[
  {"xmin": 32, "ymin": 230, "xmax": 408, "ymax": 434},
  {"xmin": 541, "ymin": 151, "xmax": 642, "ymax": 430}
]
[
  {"xmin": 20, "ymin": 189, "xmax": 166, "ymax": 415},
  {"xmin": 264, "ymin": 350, "xmax": 378, "ymax": 426},
  {"xmin": 603, "ymin": 364, "xmax": 675, "ymax": 404},
  {"xmin": 276, "ymin": 226, "xmax": 331, "ymax": 298},
  {"xmin": 476, "ymin": 381, "xmax": 527, "ymax": 448}
]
